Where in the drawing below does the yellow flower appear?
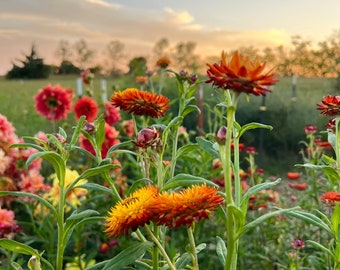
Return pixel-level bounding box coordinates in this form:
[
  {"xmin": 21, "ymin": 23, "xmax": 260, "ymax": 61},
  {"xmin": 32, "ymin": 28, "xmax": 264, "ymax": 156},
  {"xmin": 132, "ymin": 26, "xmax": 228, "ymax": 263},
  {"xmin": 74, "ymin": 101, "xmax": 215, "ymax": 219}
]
[
  {"xmin": 65, "ymin": 255, "xmax": 95, "ymax": 270},
  {"xmin": 45, "ymin": 168, "xmax": 88, "ymax": 212}
]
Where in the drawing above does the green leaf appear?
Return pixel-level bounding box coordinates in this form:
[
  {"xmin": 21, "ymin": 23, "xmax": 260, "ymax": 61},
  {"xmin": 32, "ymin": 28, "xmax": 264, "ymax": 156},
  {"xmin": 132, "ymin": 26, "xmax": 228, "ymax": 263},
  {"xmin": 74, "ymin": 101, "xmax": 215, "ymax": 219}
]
[
  {"xmin": 58, "ymin": 127, "xmax": 68, "ymax": 141},
  {"xmin": 95, "ymin": 117, "xmax": 106, "ymax": 155},
  {"xmin": 237, "ymin": 122, "xmax": 273, "ymax": 139},
  {"xmin": 175, "ymin": 243, "xmax": 206, "ymax": 270},
  {"xmin": 182, "ymin": 105, "xmax": 200, "ymax": 118},
  {"xmin": 162, "ymin": 173, "xmax": 219, "ymax": 191},
  {"xmin": 175, "ymin": 144, "xmax": 200, "ymax": 160},
  {"xmin": 102, "ymin": 241, "xmax": 153, "ymax": 270},
  {"xmin": 164, "ymin": 116, "xmax": 183, "ymax": 134},
  {"xmin": 238, "ymin": 207, "xmax": 300, "ymax": 239},
  {"xmin": 216, "ymin": 236, "xmax": 227, "ymax": 266},
  {"xmin": 106, "ymin": 140, "xmax": 135, "ymax": 157},
  {"xmin": 28, "ymin": 255, "xmax": 42, "ymax": 270},
  {"xmin": 67, "ymin": 209, "xmax": 100, "ymax": 221},
  {"xmin": 127, "ymin": 178, "xmax": 153, "ymax": 195},
  {"xmin": 69, "ymin": 115, "xmax": 86, "ymax": 148},
  {"xmin": 241, "ymin": 178, "xmax": 281, "ymax": 210},
  {"xmin": 284, "ymin": 210, "xmax": 333, "ymax": 235},
  {"xmin": 196, "ymin": 137, "xmax": 219, "ymax": 158},
  {"xmin": 0, "ymin": 239, "xmax": 39, "ymax": 256},
  {"xmin": 332, "ymin": 203, "xmax": 340, "ymax": 236},
  {"xmin": 328, "ymin": 131, "xmax": 336, "ymax": 150},
  {"xmin": 306, "ymin": 240, "xmax": 333, "ymax": 257},
  {"xmin": 10, "ymin": 142, "xmax": 46, "ymax": 152},
  {"xmin": 228, "ymin": 204, "xmax": 245, "ymax": 229},
  {"xmin": 296, "ymin": 163, "xmax": 339, "ymax": 183},
  {"xmin": 0, "ymin": 191, "xmax": 57, "ymax": 216},
  {"xmin": 27, "ymin": 151, "xmax": 65, "ymax": 186},
  {"xmin": 10, "ymin": 262, "xmax": 23, "ymax": 270},
  {"xmin": 77, "ymin": 183, "xmax": 115, "ymax": 196}
]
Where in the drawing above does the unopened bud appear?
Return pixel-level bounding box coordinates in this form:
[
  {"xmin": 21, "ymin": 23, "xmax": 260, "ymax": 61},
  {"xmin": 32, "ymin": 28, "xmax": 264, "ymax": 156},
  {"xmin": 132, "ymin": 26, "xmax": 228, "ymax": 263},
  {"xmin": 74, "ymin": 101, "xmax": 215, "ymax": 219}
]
[
  {"xmin": 134, "ymin": 127, "xmax": 159, "ymax": 148},
  {"xmin": 216, "ymin": 126, "xmax": 227, "ymax": 144},
  {"xmin": 189, "ymin": 74, "xmax": 198, "ymax": 84},
  {"xmin": 84, "ymin": 123, "xmax": 95, "ymax": 134}
]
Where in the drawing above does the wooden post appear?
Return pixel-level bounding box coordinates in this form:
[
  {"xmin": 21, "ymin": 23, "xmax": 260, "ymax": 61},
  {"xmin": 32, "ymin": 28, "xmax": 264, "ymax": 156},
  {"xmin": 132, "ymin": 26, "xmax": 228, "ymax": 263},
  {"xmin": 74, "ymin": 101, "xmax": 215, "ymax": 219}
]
[
  {"xmin": 101, "ymin": 79, "xmax": 108, "ymax": 102},
  {"xmin": 292, "ymin": 75, "xmax": 297, "ymax": 101},
  {"xmin": 76, "ymin": 78, "xmax": 82, "ymax": 98}
]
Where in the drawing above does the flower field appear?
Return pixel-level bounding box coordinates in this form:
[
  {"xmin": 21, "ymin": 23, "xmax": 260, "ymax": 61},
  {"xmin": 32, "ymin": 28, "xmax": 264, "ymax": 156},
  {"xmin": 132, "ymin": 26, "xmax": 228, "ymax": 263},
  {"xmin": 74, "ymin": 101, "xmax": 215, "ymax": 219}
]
[{"xmin": 0, "ymin": 53, "xmax": 340, "ymax": 270}]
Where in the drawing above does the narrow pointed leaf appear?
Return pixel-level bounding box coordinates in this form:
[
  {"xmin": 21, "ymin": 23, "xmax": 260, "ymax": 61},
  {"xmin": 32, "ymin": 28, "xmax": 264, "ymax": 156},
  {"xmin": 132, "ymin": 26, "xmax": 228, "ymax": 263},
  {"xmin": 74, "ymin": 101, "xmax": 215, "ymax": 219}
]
[
  {"xmin": 163, "ymin": 173, "xmax": 219, "ymax": 191},
  {"xmin": 102, "ymin": 241, "xmax": 153, "ymax": 270},
  {"xmin": 306, "ymin": 240, "xmax": 333, "ymax": 257},
  {"xmin": 237, "ymin": 122, "xmax": 273, "ymax": 139},
  {"xmin": 0, "ymin": 239, "xmax": 39, "ymax": 256},
  {"xmin": 196, "ymin": 137, "xmax": 219, "ymax": 158},
  {"xmin": 216, "ymin": 236, "xmax": 227, "ymax": 266}
]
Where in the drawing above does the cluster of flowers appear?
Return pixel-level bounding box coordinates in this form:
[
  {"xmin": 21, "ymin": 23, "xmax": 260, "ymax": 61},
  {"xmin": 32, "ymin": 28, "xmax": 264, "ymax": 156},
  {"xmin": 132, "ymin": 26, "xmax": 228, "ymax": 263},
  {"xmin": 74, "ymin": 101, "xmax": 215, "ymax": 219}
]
[{"xmin": 104, "ymin": 184, "xmax": 224, "ymax": 237}]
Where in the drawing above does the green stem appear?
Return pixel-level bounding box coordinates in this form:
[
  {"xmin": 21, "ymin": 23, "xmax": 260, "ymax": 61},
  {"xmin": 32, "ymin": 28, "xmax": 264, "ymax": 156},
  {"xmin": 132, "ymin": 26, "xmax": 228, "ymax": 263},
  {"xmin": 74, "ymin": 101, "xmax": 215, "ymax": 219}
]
[
  {"xmin": 56, "ymin": 163, "xmax": 66, "ymax": 270},
  {"xmin": 144, "ymin": 225, "xmax": 176, "ymax": 270},
  {"xmin": 187, "ymin": 227, "xmax": 199, "ymax": 270},
  {"xmin": 336, "ymin": 117, "xmax": 340, "ymax": 171}
]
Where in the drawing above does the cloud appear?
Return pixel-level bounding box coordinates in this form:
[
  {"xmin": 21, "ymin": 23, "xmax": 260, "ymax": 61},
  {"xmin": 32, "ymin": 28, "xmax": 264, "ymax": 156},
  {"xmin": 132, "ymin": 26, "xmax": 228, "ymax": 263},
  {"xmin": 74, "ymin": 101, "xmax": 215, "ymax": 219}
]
[
  {"xmin": 85, "ymin": 0, "xmax": 121, "ymax": 9},
  {"xmin": 163, "ymin": 7, "xmax": 194, "ymax": 24}
]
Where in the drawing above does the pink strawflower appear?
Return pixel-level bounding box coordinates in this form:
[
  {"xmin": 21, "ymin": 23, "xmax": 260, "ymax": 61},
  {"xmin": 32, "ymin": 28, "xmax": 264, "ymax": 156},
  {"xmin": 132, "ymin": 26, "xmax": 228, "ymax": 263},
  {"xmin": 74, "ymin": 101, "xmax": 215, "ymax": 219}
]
[
  {"xmin": 122, "ymin": 120, "xmax": 134, "ymax": 138},
  {"xmin": 18, "ymin": 169, "xmax": 50, "ymax": 199},
  {"xmin": 74, "ymin": 96, "xmax": 98, "ymax": 122},
  {"xmin": 34, "ymin": 84, "xmax": 73, "ymax": 121},
  {"xmin": 0, "ymin": 208, "xmax": 20, "ymax": 238},
  {"xmin": 104, "ymin": 102, "xmax": 121, "ymax": 125}
]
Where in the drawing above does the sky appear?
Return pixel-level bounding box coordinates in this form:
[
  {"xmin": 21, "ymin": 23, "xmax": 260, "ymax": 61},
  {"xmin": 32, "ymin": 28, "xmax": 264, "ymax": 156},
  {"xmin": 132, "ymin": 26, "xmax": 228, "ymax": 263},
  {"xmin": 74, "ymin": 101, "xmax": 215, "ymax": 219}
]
[{"xmin": 1, "ymin": 0, "xmax": 340, "ymax": 75}]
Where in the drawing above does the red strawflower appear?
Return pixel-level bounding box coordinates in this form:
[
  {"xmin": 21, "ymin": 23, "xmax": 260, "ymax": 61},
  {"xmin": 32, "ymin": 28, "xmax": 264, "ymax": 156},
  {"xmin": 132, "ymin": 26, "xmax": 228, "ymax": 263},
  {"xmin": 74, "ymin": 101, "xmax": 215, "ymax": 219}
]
[
  {"xmin": 287, "ymin": 172, "xmax": 300, "ymax": 180},
  {"xmin": 81, "ymin": 69, "xmax": 94, "ymax": 85},
  {"xmin": 320, "ymin": 191, "xmax": 340, "ymax": 205},
  {"xmin": 104, "ymin": 102, "xmax": 121, "ymax": 125},
  {"xmin": 111, "ymin": 88, "xmax": 170, "ymax": 118},
  {"xmin": 74, "ymin": 96, "xmax": 98, "ymax": 122},
  {"xmin": 317, "ymin": 95, "xmax": 340, "ymax": 116},
  {"xmin": 288, "ymin": 183, "xmax": 308, "ymax": 191},
  {"xmin": 206, "ymin": 51, "xmax": 278, "ymax": 96},
  {"xmin": 34, "ymin": 84, "xmax": 73, "ymax": 121},
  {"xmin": 304, "ymin": 125, "xmax": 317, "ymax": 135}
]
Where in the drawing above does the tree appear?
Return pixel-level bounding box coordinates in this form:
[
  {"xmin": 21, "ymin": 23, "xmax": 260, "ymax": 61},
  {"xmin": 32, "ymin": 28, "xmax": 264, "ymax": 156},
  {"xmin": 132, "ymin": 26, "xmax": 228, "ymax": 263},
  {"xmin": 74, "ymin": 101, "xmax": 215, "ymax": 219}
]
[
  {"xmin": 73, "ymin": 39, "xmax": 94, "ymax": 70},
  {"xmin": 55, "ymin": 40, "xmax": 74, "ymax": 74},
  {"xmin": 127, "ymin": 57, "xmax": 147, "ymax": 76},
  {"xmin": 104, "ymin": 40, "xmax": 125, "ymax": 76},
  {"xmin": 6, "ymin": 44, "xmax": 50, "ymax": 79},
  {"xmin": 172, "ymin": 41, "xmax": 199, "ymax": 71},
  {"xmin": 153, "ymin": 38, "xmax": 170, "ymax": 58}
]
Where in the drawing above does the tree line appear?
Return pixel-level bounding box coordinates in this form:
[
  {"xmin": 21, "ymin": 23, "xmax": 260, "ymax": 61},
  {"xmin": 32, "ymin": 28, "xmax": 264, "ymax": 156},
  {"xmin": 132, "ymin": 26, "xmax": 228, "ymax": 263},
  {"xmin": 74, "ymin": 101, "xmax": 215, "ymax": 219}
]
[{"xmin": 5, "ymin": 29, "xmax": 340, "ymax": 85}]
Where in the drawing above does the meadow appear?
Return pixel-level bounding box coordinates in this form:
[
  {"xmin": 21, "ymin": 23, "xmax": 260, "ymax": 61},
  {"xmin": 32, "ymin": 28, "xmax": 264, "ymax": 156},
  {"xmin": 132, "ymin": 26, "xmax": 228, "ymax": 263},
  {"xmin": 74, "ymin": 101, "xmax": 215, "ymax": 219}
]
[
  {"xmin": 0, "ymin": 74, "xmax": 336, "ymax": 174},
  {"xmin": 1, "ymin": 67, "xmax": 340, "ymax": 270}
]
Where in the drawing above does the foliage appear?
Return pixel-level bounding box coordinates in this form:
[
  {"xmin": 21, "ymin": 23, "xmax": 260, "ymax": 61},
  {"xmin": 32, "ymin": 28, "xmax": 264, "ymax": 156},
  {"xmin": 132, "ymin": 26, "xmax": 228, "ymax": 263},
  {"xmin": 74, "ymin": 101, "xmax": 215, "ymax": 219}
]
[{"xmin": 6, "ymin": 44, "xmax": 51, "ymax": 79}]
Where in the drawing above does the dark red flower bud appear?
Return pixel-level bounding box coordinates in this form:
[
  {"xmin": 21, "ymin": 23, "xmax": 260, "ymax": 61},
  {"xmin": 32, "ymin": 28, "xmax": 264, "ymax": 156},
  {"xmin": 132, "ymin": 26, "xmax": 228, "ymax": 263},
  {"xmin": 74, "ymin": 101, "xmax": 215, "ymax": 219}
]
[
  {"xmin": 216, "ymin": 126, "xmax": 227, "ymax": 144},
  {"xmin": 134, "ymin": 127, "xmax": 159, "ymax": 148}
]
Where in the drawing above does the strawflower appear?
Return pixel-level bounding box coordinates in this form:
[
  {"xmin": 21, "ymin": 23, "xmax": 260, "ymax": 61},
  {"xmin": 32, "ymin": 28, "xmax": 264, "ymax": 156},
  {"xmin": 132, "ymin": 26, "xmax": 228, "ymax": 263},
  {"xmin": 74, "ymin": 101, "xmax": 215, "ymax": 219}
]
[
  {"xmin": 149, "ymin": 184, "xmax": 224, "ymax": 229},
  {"xmin": 0, "ymin": 208, "xmax": 19, "ymax": 238},
  {"xmin": 317, "ymin": 95, "xmax": 340, "ymax": 116},
  {"xmin": 156, "ymin": 57, "xmax": 171, "ymax": 69},
  {"xmin": 111, "ymin": 88, "xmax": 170, "ymax": 118},
  {"xmin": 287, "ymin": 172, "xmax": 301, "ymax": 180},
  {"xmin": 319, "ymin": 191, "xmax": 340, "ymax": 205},
  {"xmin": 81, "ymin": 69, "xmax": 94, "ymax": 85},
  {"xmin": 122, "ymin": 119, "xmax": 134, "ymax": 138},
  {"xmin": 104, "ymin": 185, "xmax": 158, "ymax": 237},
  {"xmin": 74, "ymin": 96, "xmax": 98, "ymax": 122},
  {"xmin": 135, "ymin": 76, "xmax": 149, "ymax": 86},
  {"xmin": 34, "ymin": 84, "xmax": 73, "ymax": 121},
  {"xmin": 45, "ymin": 168, "xmax": 87, "ymax": 212},
  {"xmin": 288, "ymin": 183, "xmax": 308, "ymax": 191},
  {"xmin": 206, "ymin": 51, "xmax": 277, "ymax": 96},
  {"xmin": 104, "ymin": 102, "xmax": 121, "ymax": 125}
]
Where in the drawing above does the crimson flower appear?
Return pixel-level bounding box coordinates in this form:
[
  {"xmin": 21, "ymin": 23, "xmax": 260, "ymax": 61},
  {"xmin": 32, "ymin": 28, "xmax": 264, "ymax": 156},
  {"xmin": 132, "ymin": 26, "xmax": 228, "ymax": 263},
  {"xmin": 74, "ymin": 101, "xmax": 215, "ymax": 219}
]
[
  {"xmin": 206, "ymin": 51, "xmax": 278, "ymax": 96},
  {"xmin": 81, "ymin": 69, "xmax": 94, "ymax": 85},
  {"xmin": 74, "ymin": 96, "xmax": 98, "ymax": 122},
  {"xmin": 317, "ymin": 95, "xmax": 340, "ymax": 116},
  {"xmin": 34, "ymin": 84, "xmax": 73, "ymax": 121},
  {"xmin": 104, "ymin": 102, "xmax": 121, "ymax": 125},
  {"xmin": 288, "ymin": 183, "xmax": 307, "ymax": 191},
  {"xmin": 320, "ymin": 191, "xmax": 340, "ymax": 205},
  {"xmin": 111, "ymin": 88, "xmax": 170, "ymax": 118}
]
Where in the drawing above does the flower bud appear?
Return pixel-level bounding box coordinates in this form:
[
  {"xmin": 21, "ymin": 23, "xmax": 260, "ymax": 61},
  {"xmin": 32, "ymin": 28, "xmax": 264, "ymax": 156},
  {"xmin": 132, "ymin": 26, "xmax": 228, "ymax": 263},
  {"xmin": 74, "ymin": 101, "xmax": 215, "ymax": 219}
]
[
  {"xmin": 304, "ymin": 125, "xmax": 317, "ymax": 135},
  {"xmin": 189, "ymin": 74, "xmax": 198, "ymax": 84},
  {"xmin": 179, "ymin": 69, "xmax": 188, "ymax": 78},
  {"xmin": 216, "ymin": 126, "xmax": 227, "ymax": 144},
  {"xmin": 83, "ymin": 123, "xmax": 96, "ymax": 134},
  {"xmin": 134, "ymin": 127, "xmax": 159, "ymax": 148}
]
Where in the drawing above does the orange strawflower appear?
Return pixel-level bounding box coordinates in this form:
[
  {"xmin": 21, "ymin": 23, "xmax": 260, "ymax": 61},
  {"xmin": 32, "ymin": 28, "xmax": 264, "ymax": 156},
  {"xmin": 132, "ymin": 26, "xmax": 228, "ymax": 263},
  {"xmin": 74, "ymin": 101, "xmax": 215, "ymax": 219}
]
[
  {"xmin": 104, "ymin": 185, "xmax": 158, "ymax": 237},
  {"xmin": 287, "ymin": 172, "xmax": 301, "ymax": 180},
  {"xmin": 110, "ymin": 88, "xmax": 170, "ymax": 118},
  {"xmin": 156, "ymin": 57, "xmax": 171, "ymax": 69},
  {"xmin": 149, "ymin": 184, "xmax": 224, "ymax": 229},
  {"xmin": 206, "ymin": 51, "xmax": 277, "ymax": 96},
  {"xmin": 288, "ymin": 183, "xmax": 308, "ymax": 191},
  {"xmin": 319, "ymin": 191, "xmax": 340, "ymax": 205}
]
